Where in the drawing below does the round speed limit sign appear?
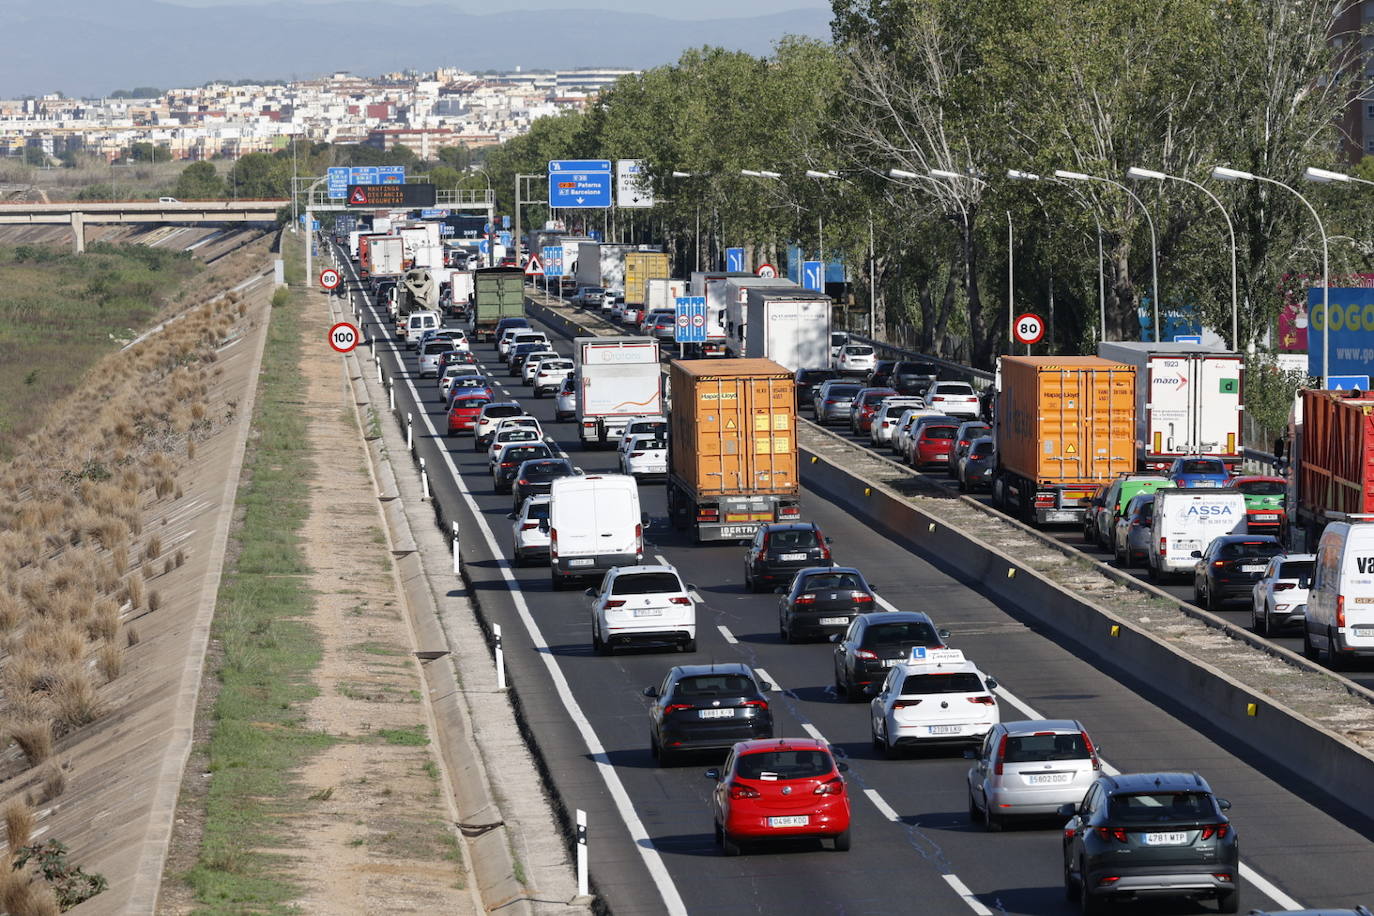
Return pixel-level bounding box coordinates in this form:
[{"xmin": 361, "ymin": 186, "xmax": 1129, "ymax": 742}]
[
  {"xmin": 319, "ymin": 268, "xmax": 341, "ymax": 290},
  {"xmin": 329, "ymin": 321, "xmax": 360, "ymax": 354},
  {"xmin": 1013, "ymin": 312, "xmax": 1045, "ymax": 346}
]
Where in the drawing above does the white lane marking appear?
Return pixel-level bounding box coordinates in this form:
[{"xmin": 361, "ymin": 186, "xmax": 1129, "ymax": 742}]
[
  {"xmin": 753, "ymin": 668, "xmax": 777, "ymax": 692},
  {"xmin": 988, "ymin": 686, "xmax": 1302, "ymax": 911},
  {"xmin": 345, "ymin": 255, "xmax": 689, "ymax": 916},
  {"xmin": 654, "ymin": 554, "xmax": 670, "ymax": 566},
  {"xmin": 864, "ymin": 788, "xmax": 900, "ymax": 822},
  {"xmin": 943, "ymin": 874, "xmax": 994, "ymax": 916},
  {"xmin": 874, "ymin": 594, "xmax": 900, "ymax": 613},
  {"xmin": 716, "ymin": 625, "xmax": 738, "ymax": 645},
  {"xmin": 800, "ymin": 722, "xmax": 827, "ymax": 743},
  {"xmin": 689, "ymin": 590, "xmax": 705, "ymax": 604}
]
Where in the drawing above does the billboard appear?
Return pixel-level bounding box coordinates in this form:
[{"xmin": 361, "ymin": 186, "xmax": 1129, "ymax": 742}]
[
  {"xmin": 346, "ymin": 184, "xmax": 437, "ymax": 208},
  {"xmin": 1305, "ymin": 286, "xmax": 1374, "ymax": 379}
]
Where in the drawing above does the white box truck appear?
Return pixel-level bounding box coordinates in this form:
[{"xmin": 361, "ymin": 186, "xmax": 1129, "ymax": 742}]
[
  {"xmin": 646, "ymin": 278, "xmax": 688, "ymax": 313},
  {"xmin": 548, "ymin": 474, "xmax": 644, "ymax": 590},
  {"xmin": 1096, "ymin": 341, "xmax": 1245, "ymax": 473},
  {"xmin": 1147, "ymin": 488, "xmax": 1248, "ymax": 580},
  {"xmin": 691, "ymin": 271, "xmax": 753, "ymax": 358},
  {"xmin": 728, "ymin": 282, "xmax": 831, "ymax": 372},
  {"xmin": 574, "ymin": 336, "xmax": 664, "ymax": 447}
]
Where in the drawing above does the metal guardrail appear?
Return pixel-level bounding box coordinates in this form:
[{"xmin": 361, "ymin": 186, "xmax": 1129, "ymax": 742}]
[{"xmin": 848, "ymin": 333, "xmax": 995, "ymax": 386}]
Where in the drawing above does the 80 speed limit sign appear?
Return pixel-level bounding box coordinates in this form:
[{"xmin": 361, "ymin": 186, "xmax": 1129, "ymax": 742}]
[
  {"xmin": 1012, "ymin": 312, "xmax": 1045, "ymax": 346},
  {"xmin": 329, "ymin": 321, "xmax": 360, "ymax": 354}
]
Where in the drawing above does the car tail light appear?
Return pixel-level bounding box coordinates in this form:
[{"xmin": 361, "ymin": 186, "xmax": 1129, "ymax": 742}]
[
  {"xmin": 521, "ymin": 522, "xmax": 538, "ymax": 531},
  {"xmin": 550, "ymin": 528, "xmax": 558, "ymax": 559},
  {"xmin": 728, "ymin": 782, "xmax": 761, "ymax": 800},
  {"xmin": 1081, "ymin": 731, "xmax": 1100, "ymax": 770},
  {"xmin": 1096, "ymin": 827, "xmax": 1128, "ymax": 843},
  {"xmin": 635, "ymin": 523, "xmax": 643, "ymax": 561},
  {"xmin": 993, "ymin": 733, "xmax": 1008, "ymax": 774},
  {"xmin": 1212, "ymin": 873, "xmax": 1233, "ymax": 882},
  {"xmin": 1097, "ymin": 876, "xmax": 1121, "ymax": 886},
  {"xmin": 853, "ymin": 649, "xmax": 878, "ymax": 660},
  {"xmin": 813, "ymin": 777, "xmax": 844, "ymax": 796},
  {"xmin": 967, "ymin": 696, "xmax": 996, "ymax": 705},
  {"xmin": 852, "ymin": 592, "xmax": 873, "ymax": 603},
  {"xmin": 518, "ymin": 479, "xmax": 528, "ymax": 486},
  {"xmin": 669, "ymin": 596, "xmax": 691, "ymax": 606},
  {"xmin": 1200, "ymin": 825, "xmax": 1230, "ymax": 840},
  {"xmin": 604, "ymin": 600, "xmax": 626, "ymax": 609},
  {"xmin": 778, "ymin": 505, "xmax": 801, "ymax": 519},
  {"xmin": 664, "ymin": 703, "xmax": 693, "ymax": 714},
  {"xmin": 959, "ymin": 439, "xmax": 970, "ymax": 448},
  {"xmin": 1274, "ymin": 582, "xmax": 1295, "ymax": 591},
  {"xmin": 1035, "ymin": 493, "xmax": 1055, "ymax": 508},
  {"xmin": 631, "ymin": 451, "xmax": 644, "ymax": 458},
  {"xmin": 1159, "ymin": 537, "xmax": 1168, "ymax": 557},
  {"xmin": 1213, "ymin": 560, "xmax": 1226, "ymax": 568},
  {"xmin": 501, "ymin": 461, "xmax": 516, "ymax": 468},
  {"xmin": 795, "ymin": 594, "xmax": 816, "ymax": 605},
  {"xmin": 892, "ymin": 699, "xmax": 921, "ymax": 709},
  {"xmin": 1338, "ymin": 594, "xmax": 1346, "ymax": 627},
  {"xmin": 742, "ymin": 699, "xmax": 768, "ymax": 710},
  {"xmin": 697, "ymin": 508, "xmax": 719, "ymax": 521}
]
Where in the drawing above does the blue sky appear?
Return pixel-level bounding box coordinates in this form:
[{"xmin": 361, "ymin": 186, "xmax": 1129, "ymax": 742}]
[{"xmin": 161, "ymin": 0, "xmax": 833, "ymax": 18}]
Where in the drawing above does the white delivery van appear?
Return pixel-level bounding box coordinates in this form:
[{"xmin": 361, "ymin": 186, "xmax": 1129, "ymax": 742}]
[
  {"xmin": 1303, "ymin": 522, "xmax": 1374, "ymax": 666},
  {"xmin": 549, "ymin": 474, "xmax": 644, "ymax": 590},
  {"xmin": 1148, "ymin": 488, "xmax": 1247, "ymax": 579},
  {"xmin": 403, "ymin": 310, "xmax": 441, "ymax": 347}
]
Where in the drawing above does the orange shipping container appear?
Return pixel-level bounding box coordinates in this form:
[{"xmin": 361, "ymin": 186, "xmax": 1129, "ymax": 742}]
[
  {"xmin": 1297, "ymin": 389, "xmax": 1374, "ymax": 520},
  {"xmin": 996, "ymin": 356, "xmax": 1136, "ymax": 486},
  {"xmin": 669, "ymin": 359, "xmax": 798, "ymax": 498}
]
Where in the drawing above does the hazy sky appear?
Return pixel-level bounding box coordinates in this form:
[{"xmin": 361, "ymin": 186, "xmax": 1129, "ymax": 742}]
[{"xmin": 160, "ymin": 0, "xmax": 832, "ymax": 18}]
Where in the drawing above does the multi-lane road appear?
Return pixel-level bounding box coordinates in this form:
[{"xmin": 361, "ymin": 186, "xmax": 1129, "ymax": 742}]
[{"xmin": 337, "ymin": 250, "xmax": 1374, "ymax": 915}]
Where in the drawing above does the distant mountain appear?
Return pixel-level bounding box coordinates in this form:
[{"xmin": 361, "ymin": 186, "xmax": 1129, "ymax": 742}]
[{"xmin": 5, "ymin": 0, "xmax": 832, "ymax": 97}]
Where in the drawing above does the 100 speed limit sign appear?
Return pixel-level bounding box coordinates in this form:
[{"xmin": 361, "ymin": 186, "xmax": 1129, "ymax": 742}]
[
  {"xmin": 1013, "ymin": 312, "xmax": 1045, "ymax": 346},
  {"xmin": 329, "ymin": 321, "xmax": 360, "ymax": 354}
]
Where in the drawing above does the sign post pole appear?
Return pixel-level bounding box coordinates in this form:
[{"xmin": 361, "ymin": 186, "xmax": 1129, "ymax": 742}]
[
  {"xmin": 494, "ymin": 624, "xmax": 506, "ymax": 690},
  {"xmin": 452, "ymin": 521, "xmax": 460, "ymax": 574},
  {"xmin": 576, "ymin": 810, "xmax": 589, "ymax": 898}
]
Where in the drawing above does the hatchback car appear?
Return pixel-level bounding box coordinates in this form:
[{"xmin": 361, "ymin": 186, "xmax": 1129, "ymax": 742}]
[
  {"xmin": 486, "ymin": 420, "xmax": 544, "ymax": 466},
  {"xmin": 1168, "ymin": 456, "xmax": 1231, "ymax": 489},
  {"xmin": 921, "ymin": 381, "xmax": 981, "ymax": 419},
  {"xmin": 509, "ymin": 494, "xmax": 551, "ymax": 566},
  {"xmin": 492, "ymin": 442, "xmax": 555, "ymax": 493},
  {"xmin": 1060, "ymin": 772, "xmax": 1238, "ymax": 914},
  {"xmin": 707, "ymin": 738, "xmax": 851, "ymax": 856},
  {"xmin": 445, "ymin": 376, "xmax": 495, "ymax": 407},
  {"xmin": 522, "ymin": 352, "xmax": 562, "ymax": 385},
  {"xmin": 744, "ymin": 523, "xmax": 833, "ymax": 593},
  {"xmin": 417, "ymin": 339, "xmax": 453, "ymax": 378},
  {"xmin": 832, "ymin": 611, "xmax": 948, "ymax": 701},
  {"xmin": 473, "ymin": 403, "xmax": 526, "ymax": 448},
  {"xmin": 649, "ymin": 313, "xmax": 677, "ymax": 341},
  {"xmin": 848, "ymin": 387, "xmax": 899, "ymax": 436},
  {"xmin": 619, "ymin": 434, "xmax": 667, "ymax": 478},
  {"xmin": 1193, "ymin": 535, "xmax": 1284, "ymax": 610},
  {"xmin": 812, "ymin": 380, "xmax": 863, "ymax": 425},
  {"xmin": 588, "ymin": 565, "xmax": 697, "ymax": 654},
  {"xmin": 572, "ymin": 286, "xmax": 605, "ymax": 308},
  {"xmin": 778, "ymin": 566, "xmax": 877, "ymax": 643},
  {"xmin": 835, "ymin": 344, "xmax": 877, "ymax": 376},
  {"xmin": 437, "ymin": 349, "xmax": 478, "ymax": 373},
  {"xmin": 907, "ymin": 421, "xmax": 959, "ymax": 467},
  {"xmin": 1093, "ymin": 474, "xmax": 1170, "ymax": 548},
  {"xmin": 644, "ymin": 664, "xmax": 774, "ymax": 765},
  {"xmin": 1251, "ymin": 553, "xmax": 1315, "ymax": 635},
  {"xmin": 890, "ymin": 361, "xmax": 940, "ymax": 396},
  {"xmin": 446, "ymin": 393, "xmax": 490, "ymax": 437},
  {"xmin": 554, "ymin": 376, "xmax": 578, "ymax": 421},
  {"xmin": 1112, "ymin": 492, "xmax": 1156, "ymax": 567},
  {"xmin": 947, "ymin": 420, "xmax": 992, "ymax": 476},
  {"xmin": 865, "ymin": 360, "xmax": 898, "ymax": 389},
  {"xmin": 957, "ymin": 437, "xmax": 995, "ymax": 492},
  {"xmin": 869, "ymin": 397, "xmax": 926, "ymax": 446},
  {"xmin": 510, "ymin": 458, "xmax": 577, "ymax": 513},
  {"xmin": 508, "ymin": 343, "xmax": 552, "ymax": 374},
  {"xmin": 533, "ymin": 359, "xmax": 574, "ymax": 396},
  {"xmin": 966, "ymin": 719, "xmax": 1100, "ymax": 831},
  {"xmin": 869, "ymin": 648, "xmax": 999, "ymax": 757},
  {"xmin": 438, "ymin": 364, "xmax": 480, "ymax": 400},
  {"xmin": 891, "ymin": 408, "xmax": 942, "ymax": 457},
  {"xmin": 1226, "ymin": 475, "xmax": 1286, "ymax": 536},
  {"xmin": 795, "ymin": 368, "xmax": 841, "ymax": 411}
]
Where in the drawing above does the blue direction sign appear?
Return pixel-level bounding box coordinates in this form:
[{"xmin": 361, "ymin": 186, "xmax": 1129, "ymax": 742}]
[
  {"xmin": 498, "ymin": 231, "xmax": 512, "ymax": 247},
  {"xmin": 378, "ymin": 166, "xmax": 405, "ymax": 185},
  {"xmin": 502, "ymin": 215, "xmax": 511, "ymax": 230},
  {"xmin": 327, "ymin": 167, "xmax": 350, "ymax": 200},
  {"xmin": 1172, "ymin": 334, "xmax": 1203, "ymax": 345},
  {"xmin": 674, "ymin": 296, "xmax": 708, "ymax": 344},
  {"xmin": 478, "ymin": 239, "xmax": 490, "ymax": 255},
  {"xmin": 542, "ymin": 245, "xmax": 564, "ymax": 277},
  {"xmin": 802, "ymin": 260, "xmax": 824, "ymax": 292},
  {"xmin": 349, "ymin": 167, "xmax": 379, "ymax": 189},
  {"xmin": 1328, "ymin": 375, "xmax": 1371, "ymax": 391},
  {"xmin": 726, "ymin": 247, "xmax": 745, "ymax": 272},
  {"xmin": 419, "ymin": 208, "xmax": 450, "ymax": 219},
  {"xmin": 548, "ymin": 159, "xmax": 612, "ymax": 209}
]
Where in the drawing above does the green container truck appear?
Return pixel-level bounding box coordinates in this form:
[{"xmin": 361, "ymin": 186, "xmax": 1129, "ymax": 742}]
[{"xmin": 471, "ymin": 267, "xmax": 526, "ymax": 342}]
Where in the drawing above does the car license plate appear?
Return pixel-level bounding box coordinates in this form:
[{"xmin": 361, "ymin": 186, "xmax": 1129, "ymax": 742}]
[
  {"xmin": 568, "ymin": 559, "xmax": 593, "ymax": 567},
  {"xmin": 819, "ymin": 617, "xmax": 849, "ymax": 626},
  {"xmin": 882, "ymin": 658, "xmax": 902, "ymax": 667},
  {"xmin": 1354, "ymin": 626, "xmax": 1374, "ymax": 637},
  {"xmin": 1241, "ymin": 565, "xmax": 1265, "ymax": 573},
  {"xmin": 768, "ymin": 815, "xmax": 809, "ymax": 828},
  {"xmin": 698, "ymin": 708, "xmax": 734, "ymax": 719},
  {"xmin": 633, "ymin": 608, "xmax": 661, "ymax": 617},
  {"xmin": 1254, "ymin": 514, "xmax": 1278, "ymax": 521},
  {"xmin": 780, "ymin": 553, "xmax": 808, "ymax": 561},
  {"xmin": 1144, "ymin": 832, "xmax": 1188, "ymax": 846},
  {"xmin": 1027, "ymin": 773, "xmax": 1071, "ymax": 785},
  {"xmin": 927, "ymin": 725, "xmax": 960, "ymax": 735},
  {"xmin": 935, "ymin": 454, "xmax": 948, "ymax": 460}
]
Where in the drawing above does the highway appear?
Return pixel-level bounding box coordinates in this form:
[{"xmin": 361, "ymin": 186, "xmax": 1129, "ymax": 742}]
[{"xmin": 337, "ymin": 252, "xmax": 1374, "ymax": 915}]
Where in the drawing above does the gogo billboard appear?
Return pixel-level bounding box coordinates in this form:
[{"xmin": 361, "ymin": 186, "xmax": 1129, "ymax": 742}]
[{"xmin": 1305, "ymin": 287, "xmax": 1374, "ymax": 378}]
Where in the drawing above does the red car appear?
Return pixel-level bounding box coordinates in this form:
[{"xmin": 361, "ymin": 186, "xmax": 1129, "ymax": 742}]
[
  {"xmin": 707, "ymin": 737, "xmax": 851, "ymax": 856},
  {"xmin": 447, "ymin": 394, "xmax": 491, "ymax": 436},
  {"xmin": 1225, "ymin": 475, "xmax": 1287, "ymax": 536},
  {"xmin": 849, "ymin": 388, "xmax": 898, "ymax": 435},
  {"xmin": 907, "ymin": 423, "xmax": 958, "ymax": 466}
]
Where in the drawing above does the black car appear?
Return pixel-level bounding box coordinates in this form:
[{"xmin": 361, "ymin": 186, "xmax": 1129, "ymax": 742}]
[
  {"xmin": 511, "ymin": 458, "xmax": 577, "ymax": 511},
  {"xmin": 778, "ymin": 566, "xmax": 878, "ymax": 643},
  {"xmin": 794, "ymin": 368, "xmax": 840, "ymax": 410},
  {"xmin": 958, "ymin": 437, "xmax": 995, "ymax": 492},
  {"xmin": 1192, "ymin": 535, "xmax": 1283, "ymax": 610},
  {"xmin": 507, "ymin": 342, "xmax": 549, "ymax": 373},
  {"xmin": 831, "ymin": 611, "xmax": 949, "ymax": 701},
  {"xmin": 890, "ymin": 361, "xmax": 939, "ymax": 396},
  {"xmin": 865, "ymin": 360, "xmax": 898, "ymax": 388},
  {"xmin": 1060, "ymin": 772, "xmax": 1238, "ymax": 914},
  {"xmin": 643, "ymin": 663, "xmax": 775, "ymax": 765},
  {"xmin": 492, "ymin": 444, "xmax": 555, "ymax": 493},
  {"xmin": 492, "ymin": 317, "xmax": 530, "ymax": 341},
  {"xmin": 744, "ymin": 522, "xmax": 833, "ymax": 592}
]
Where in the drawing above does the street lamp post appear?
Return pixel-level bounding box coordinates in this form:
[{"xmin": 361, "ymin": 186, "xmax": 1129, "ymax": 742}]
[
  {"xmin": 1056, "ymin": 169, "xmax": 1161, "ymax": 343},
  {"xmin": 1211, "ymin": 166, "xmax": 1329, "ymax": 385},
  {"xmin": 1127, "ymin": 166, "xmax": 1239, "ymax": 349},
  {"xmin": 1010, "ymin": 170, "xmax": 1107, "ymax": 343},
  {"xmin": 806, "ymin": 169, "xmax": 878, "ymax": 336}
]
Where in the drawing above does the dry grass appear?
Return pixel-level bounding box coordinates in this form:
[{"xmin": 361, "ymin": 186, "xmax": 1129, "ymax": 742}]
[
  {"xmin": 6, "ymin": 801, "xmax": 34, "ymax": 850},
  {"xmin": 147, "ymin": 590, "xmax": 161, "ymax": 613},
  {"xmin": 40, "ymin": 761, "xmax": 65, "ymax": 801},
  {"xmin": 7, "ymin": 718, "xmax": 52, "ymax": 767},
  {"xmin": 174, "ymin": 548, "xmax": 185, "ymax": 569},
  {"xmin": 50, "ymin": 667, "xmax": 102, "ymax": 731},
  {"xmin": 124, "ymin": 573, "xmax": 144, "ymax": 610},
  {"xmin": 97, "ymin": 643, "xmax": 121, "ymax": 682},
  {"xmin": 143, "ymin": 535, "xmax": 162, "ymax": 561}
]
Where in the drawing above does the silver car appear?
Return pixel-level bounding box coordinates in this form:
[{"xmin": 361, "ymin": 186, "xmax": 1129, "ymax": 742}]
[
  {"xmin": 1251, "ymin": 553, "xmax": 1315, "ymax": 635},
  {"xmin": 554, "ymin": 376, "xmax": 578, "ymax": 422},
  {"xmin": 966, "ymin": 719, "xmax": 1100, "ymax": 831},
  {"xmin": 869, "ymin": 397, "xmax": 925, "ymax": 446},
  {"xmin": 416, "ymin": 339, "xmax": 452, "ymax": 379},
  {"xmin": 812, "ymin": 380, "xmax": 863, "ymax": 425}
]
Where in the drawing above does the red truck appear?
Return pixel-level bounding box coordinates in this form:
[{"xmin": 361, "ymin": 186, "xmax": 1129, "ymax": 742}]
[{"xmin": 1283, "ymin": 388, "xmax": 1374, "ymax": 550}]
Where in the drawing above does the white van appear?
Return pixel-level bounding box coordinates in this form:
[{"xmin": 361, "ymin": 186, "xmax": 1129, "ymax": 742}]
[
  {"xmin": 1303, "ymin": 522, "xmax": 1374, "ymax": 666},
  {"xmin": 1147, "ymin": 488, "xmax": 1247, "ymax": 579},
  {"xmin": 549, "ymin": 474, "xmax": 644, "ymax": 590},
  {"xmin": 402, "ymin": 310, "xmax": 441, "ymax": 348}
]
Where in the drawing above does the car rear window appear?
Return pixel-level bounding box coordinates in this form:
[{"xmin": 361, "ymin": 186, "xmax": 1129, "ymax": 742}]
[
  {"xmin": 525, "ymin": 502, "xmax": 551, "ymax": 521},
  {"xmin": 672, "ymin": 675, "xmax": 755, "ymax": 698},
  {"xmin": 1108, "ymin": 792, "xmax": 1213, "ymax": 822},
  {"xmin": 1280, "ymin": 560, "xmax": 1314, "ymax": 579},
  {"xmin": 800, "ymin": 572, "xmax": 863, "ymax": 591},
  {"xmin": 485, "ymin": 406, "xmax": 523, "ymax": 418},
  {"xmin": 523, "ymin": 462, "xmax": 569, "ymax": 481},
  {"xmin": 612, "ymin": 572, "xmax": 683, "ymax": 595},
  {"xmin": 971, "ymin": 441, "xmax": 994, "ymax": 457},
  {"xmin": 735, "ymin": 750, "xmax": 833, "ymax": 781},
  {"xmin": 1238, "ymin": 480, "xmax": 1284, "ymax": 496},
  {"xmin": 845, "ymin": 345, "xmax": 874, "ymax": 356},
  {"xmin": 504, "ymin": 445, "xmax": 551, "ymax": 462},
  {"xmin": 1179, "ymin": 460, "xmax": 1225, "ymax": 474},
  {"xmin": 827, "ymin": 386, "xmax": 862, "ymax": 398},
  {"xmin": 895, "ymin": 362, "xmax": 936, "ymax": 375},
  {"xmin": 767, "ymin": 529, "xmax": 820, "ymax": 550},
  {"xmin": 422, "ymin": 341, "xmax": 451, "ymax": 355},
  {"xmin": 861, "ymin": 621, "xmax": 938, "ymax": 648},
  {"xmin": 633, "ymin": 439, "xmax": 665, "ymax": 450},
  {"xmin": 960, "ymin": 425, "xmax": 991, "ymax": 438},
  {"xmin": 499, "ymin": 429, "xmax": 539, "ymax": 442},
  {"xmin": 1003, "ymin": 733, "xmax": 1088, "ymax": 763},
  {"xmin": 935, "ymin": 383, "xmax": 974, "ymax": 396},
  {"xmin": 453, "ymin": 398, "xmax": 489, "ymax": 410},
  {"xmin": 923, "ymin": 426, "xmax": 957, "ymax": 440},
  {"xmin": 900, "ymin": 673, "xmax": 984, "ymax": 696},
  {"xmin": 1218, "ymin": 541, "xmax": 1283, "ymax": 560}
]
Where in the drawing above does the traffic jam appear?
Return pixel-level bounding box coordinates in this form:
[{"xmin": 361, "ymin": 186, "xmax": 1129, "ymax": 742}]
[{"xmin": 327, "ymin": 221, "xmax": 1367, "ymax": 915}]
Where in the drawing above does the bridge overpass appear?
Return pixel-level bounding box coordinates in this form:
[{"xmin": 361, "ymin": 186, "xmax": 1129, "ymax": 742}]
[{"xmin": 0, "ymin": 199, "xmax": 288, "ymax": 252}]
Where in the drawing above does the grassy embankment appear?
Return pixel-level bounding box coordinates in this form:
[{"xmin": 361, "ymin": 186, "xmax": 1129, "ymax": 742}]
[{"xmin": 0, "ymin": 243, "xmax": 200, "ymax": 458}]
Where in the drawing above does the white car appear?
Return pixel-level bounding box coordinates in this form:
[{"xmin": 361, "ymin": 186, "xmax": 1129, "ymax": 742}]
[
  {"xmin": 438, "ymin": 364, "xmax": 481, "ymax": 399},
  {"xmin": 533, "ymin": 358, "xmax": 574, "ymax": 397},
  {"xmin": 554, "ymin": 376, "xmax": 578, "ymax": 421},
  {"xmin": 509, "ymin": 495, "xmax": 552, "ymax": 566},
  {"xmin": 870, "ymin": 648, "xmax": 999, "ymax": 758},
  {"xmin": 922, "ymin": 382, "xmax": 981, "ymax": 419},
  {"xmin": 473, "ymin": 403, "xmax": 527, "ymax": 449},
  {"xmin": 1252, "ymin": 553, "xmax": 1315, "ymax": 636},
  {"xmin": 587, "ymin": 565, "xmax": 697, "ymax": 655},
  {"xmin": 869, "ymin": 397, "xmax": 926, "ymax": 446},
  {"xmin": 487, "ymin": 420, "xmax": 545, "ymax": 468},
  {"xmin": 523, "ymin": 352, "xmax": 562, "ymax": 386},
  {"xmin": 619, "ymin": 433, "xmax": 667, "ymax": 478},
  {"xmin": 834, "ymin": 343, "xmax": 876, "ymax": 375},
  {"xmin": 620, "ymin": 415, "xmax": 668, "ymax": 441},
  {"xmin": 891, "ymin": 407, "xmax": 942, "ymax": 457},
  {"xmin": 829, "ymin": 331, "xmax": 850, "ymax": 364},
  {"xmin": 966, "ymin": 719, "xmax": 1100, "ymax": 831}
]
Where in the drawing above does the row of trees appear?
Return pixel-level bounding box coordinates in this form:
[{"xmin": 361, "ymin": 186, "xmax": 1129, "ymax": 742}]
[{"xmin": 482, "ymin": 0, "xmax": 1374, "ymax": 366}]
